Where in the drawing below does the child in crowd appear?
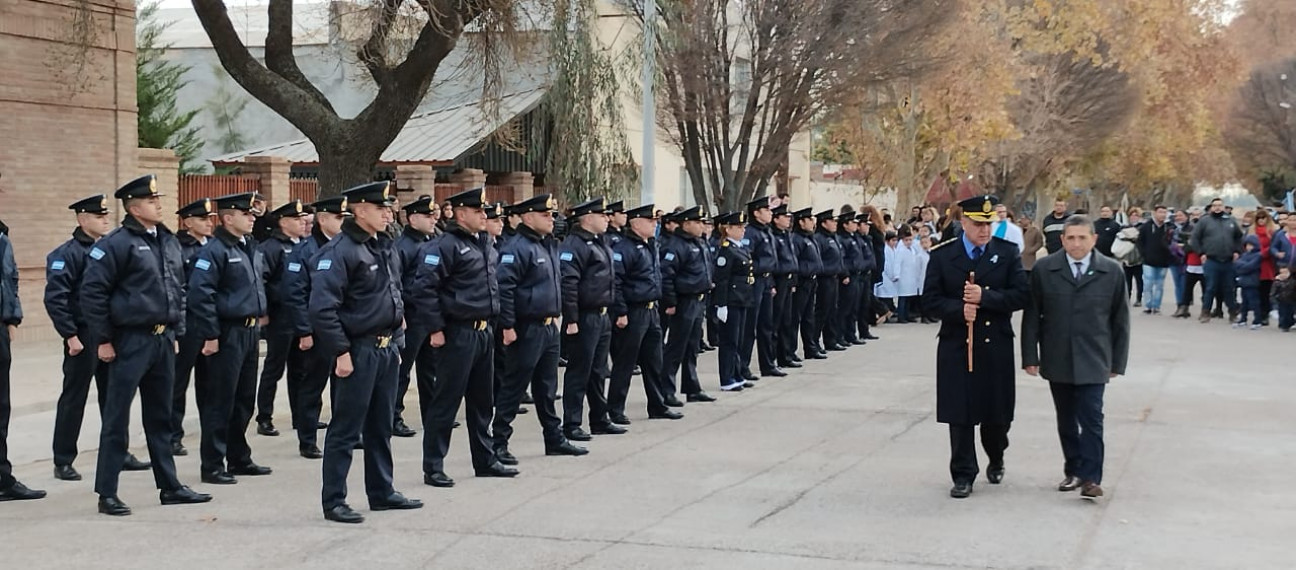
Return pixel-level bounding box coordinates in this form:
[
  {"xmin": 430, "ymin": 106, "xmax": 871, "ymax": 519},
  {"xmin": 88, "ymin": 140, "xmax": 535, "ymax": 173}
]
[
  {"xmin": 895, "ymin": 226, "xmax": 922, "ymax": 323},
  {"xmin": 1274, "ymin": 266, "xmax": 1296, "ymax": 332},
  {"xmin": 876, "ymin": 231, "xmax": 900, "ymax": 320},
  {"xmin": 1234, "ymin": 235, "xmax": 1263, "ymax": 330}
]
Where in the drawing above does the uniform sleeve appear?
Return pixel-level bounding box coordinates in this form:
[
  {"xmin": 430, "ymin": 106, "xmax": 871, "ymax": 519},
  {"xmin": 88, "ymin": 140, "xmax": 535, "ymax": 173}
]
[
  {"xmin": 44, "ymin": 246, "xmax": 79, "ymax": 339},
  {"xmin": 497, "ymin": 243, "xmax": 522, "ymax": 329},
  {"xmin": 308, "ymin": 247, "xmax": 351, "ymax": 356},
  {"xmin": 79, "ymin": 240, "xmax": 118, "ymax": 343},
  {"xmin": 410, "ymin": 240, "xmax": 450, "ymax": 334},
  {"xmin": 1, "ymin": 238, "xmax": 21, "ymax": 325},
  {"xmin": 921, "ymin": 250, "xmax": 965, "ymax": 322},
  {"xmin": 559, "ymin": 239, "xmax": 583, "ymax": 322},
  {"xmin": 187, "ymin": 245, "xmax": 223, "ymax": 341},
  {"xmin": 660, "ymin": 242, "xmax": 679, "ymax": 308},
  {"xmin": 611, "ymin": 243, "xmax": 628, "ymax": 317},
  {"xmin": 282, "ymin": 249, "xmax": 311, "ymax": 336},
  {"xmin": 712, "ymin": 248, "xmax": 732, "ymax": 307},
  {"xmin": 260, "ymin": 241, "xmax": 284, "ymax": 308}
]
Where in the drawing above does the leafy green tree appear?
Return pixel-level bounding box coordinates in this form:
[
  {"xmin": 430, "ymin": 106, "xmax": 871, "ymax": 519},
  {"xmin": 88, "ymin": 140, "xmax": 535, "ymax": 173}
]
[{"xmin": 137, "ymin": 1, "xmax": 204, "ymax": 173}]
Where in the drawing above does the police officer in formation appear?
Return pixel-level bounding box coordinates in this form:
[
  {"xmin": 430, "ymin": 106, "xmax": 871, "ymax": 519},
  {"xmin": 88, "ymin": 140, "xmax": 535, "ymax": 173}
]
[
  {"xmin": 660, "ymin": 206, "xmax": 716, "ymax": 404},
  {"xmin": 0, "ymin": 207, "xmax": 42, "ymax": 501},
  {"xmin": 81, "ymin": 175, "xmax": 211, "ymax": 516},
  {"xmin": 790, "ymin": 208, "xmax": 824, "ymax": 359},
  {"xmin": 493, "ymin": 194, "xmax": 587, "ymax": 465},
  {"xmin": 188, "ymin": 192, "xmax": 272, "ymax": 485},
  {"xmin": 393, "ymin": 195, "xmax": 439, "ymax": 438},
  {"xmin": 172, "ymin": 198, "xmax": 217, "ymax": 457},
  {"xmin": 836, "ymin": 212, "xmax": 867, "ymax": 346},
  {"xmin": 813, "ymin": 210, "xmax": 847, "ymax": 353},
  {"xmin": 741, "ymin": 197, "xmax": 784, "ymax": 380},
  {"xmin": 770, "ymin": 205, "xmax": 802, "ymax": 370},
  {"xmin": 255, "ymin": 199, "xmax": 312, "ymax": 438},
  {"xmin": 605, "ymin": 200, "xmax": 626, "ymax": 247},
  {"xmin": 712, "ymin": 211, "xmax": 757, "ymax": 392},
  {"xmin": 560, "ymin": 198, "xmax": 624, "ymax": 439},
  {"xmin": 46, "ymin": 195, "xmax": 149, "ymax": 481}
]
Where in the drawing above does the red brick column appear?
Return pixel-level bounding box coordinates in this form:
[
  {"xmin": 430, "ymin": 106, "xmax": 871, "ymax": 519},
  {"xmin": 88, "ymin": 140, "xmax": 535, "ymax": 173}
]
[{"xmin": 243, "ymin": 156, "xmax": 293, "ymax": 208}]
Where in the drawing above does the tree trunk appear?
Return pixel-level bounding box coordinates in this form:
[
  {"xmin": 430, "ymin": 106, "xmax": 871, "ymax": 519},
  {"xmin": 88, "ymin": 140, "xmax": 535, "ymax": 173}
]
[{"xmin": 315, "ymin": 138, "xmax": 382, "ymax": 198}]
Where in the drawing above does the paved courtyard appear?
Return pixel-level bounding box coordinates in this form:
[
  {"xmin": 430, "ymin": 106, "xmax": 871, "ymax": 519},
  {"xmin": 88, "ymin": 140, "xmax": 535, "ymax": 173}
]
[{"xmin": 2, "ymin": 311, "xmax": 1293, "ymax": 569}]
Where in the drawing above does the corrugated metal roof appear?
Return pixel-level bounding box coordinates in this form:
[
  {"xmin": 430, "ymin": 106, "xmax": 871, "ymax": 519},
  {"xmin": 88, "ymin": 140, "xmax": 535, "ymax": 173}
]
[{"xmin": 211, "ymin": 88, "xmax": 546, "ymax": 165}]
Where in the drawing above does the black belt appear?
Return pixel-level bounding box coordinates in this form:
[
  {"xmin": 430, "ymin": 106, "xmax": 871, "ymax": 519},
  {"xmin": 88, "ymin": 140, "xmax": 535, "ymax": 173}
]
[
  {"xmin": 633, "ymin": 301, "xmax": 658, "ymax": 309},
  {"xmin": 521, "ymin": 317, "xmax": 558, "ymax": 325},
  {"xmin": 147, "ymin": 324, "xmax": 169, "ymax": 335},
  {"xmin": 450, "ymin": 319, "xmax": 490, "ymax": 331},
  {"xmin": 581, "ymin": 307, "xmax": 608, "ymax": 315},
  {"xmin": 223, "ymin": 317, "xmax": 259, "ymax": 328},
  {"xmin": 351, "ymin": 333, "xmax": 395, "ymax": 348}
]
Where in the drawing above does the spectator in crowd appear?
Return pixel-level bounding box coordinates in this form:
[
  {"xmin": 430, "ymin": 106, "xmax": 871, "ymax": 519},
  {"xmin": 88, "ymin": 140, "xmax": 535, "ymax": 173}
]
[
  {"xmin": 1042, "ymin": 199, "xmax": 1070, "ymax": 254},
  {"xmin": 894, "ymin": 226, "xmax": 923, "ymax": 323},
  {"xmin": 1234, "ymin": 236, "xmax": 1264, "ymax": 330},
  {"xmin": 919, "ymin": 207, "xmax": 939, "ymax": 235},
  {"xmin": 906, "ymin": 206, "xmax": 924, "ymax": 226},
  {"xmin": 939, "ymin": 205, "xmax": 963, "ymax": 242},
  {"xmin": 1249, "ymin": 209, "xmax": 1279, "ymax": 326},
  {"xmin": 1271, "ymin": 212, "xmax": 1296, "ymax": 271},
  {"xmin": 876, "ymin": 231, "xmax": 900, "ymax": 320},
  {"xmin": 1020, "ymin": 215, "xmax": 1045, "ymax": 272},
  {"xmin": 1169, "ymin": 209, "xmax": 1192, "ymax": 318},
  {"xmin": 1274, "ymin": 266, "xmax": 1296, "ymax": 332},
  {"xmin": 1093, "ymin": 206, "xmax": 1122, "ymax": 258},
  {"xmin": 1121, "ymin": 208, "xmax": 1145, "ymax": 307},
  {"xmin": 1136, "ymin": 205, "xmax": 1173, "ymax": 315},
  {"xmin": 992, "ymin": 204, "xmax": 1024, "ymax": 252},
  {"xmin": 1190, "ymin": 197, "xmax": 1244, "ymax": 323}
]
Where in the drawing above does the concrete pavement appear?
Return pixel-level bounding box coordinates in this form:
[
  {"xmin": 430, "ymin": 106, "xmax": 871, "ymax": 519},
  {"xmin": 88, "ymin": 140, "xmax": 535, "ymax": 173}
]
[{"xmin": 2, "ymin": 313, "xmax": 1293, "ymax": 569}]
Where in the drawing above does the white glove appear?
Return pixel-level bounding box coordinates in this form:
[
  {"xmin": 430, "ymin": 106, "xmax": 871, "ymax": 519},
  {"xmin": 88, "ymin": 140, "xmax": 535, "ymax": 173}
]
[{"xmin": 717, "ymin": 306, "xmax": 729, "ymax": 323}]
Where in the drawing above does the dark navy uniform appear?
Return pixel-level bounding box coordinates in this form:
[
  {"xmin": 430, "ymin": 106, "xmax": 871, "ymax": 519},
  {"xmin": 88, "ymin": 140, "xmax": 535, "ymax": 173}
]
[
  {"xmin": 813, "ymin": 212, "xmax": 846, "ymax": 351},
  {"xmin": 713, "ymin": 212, "xmax": 756, "ymax": 391},
  {"xmin": 409, "ymin": 188, "xmax": 512, "ymax": 481},
  {"xmin": 254, "ymin": 200, "xmax": 311, "ymax": 434},
  {"xmin": 0, "ymin": 228, "xmax": 40, "ymax": 500},
  {"xmin": 837, "ymin": 215, "xmax": 865, "ymax": 345},
  {"xmin": 850, "ymin": 218, "xmax": 878, "ymax": 342},
  {"xmin": 660, "ymin": 207, "xmax": 713, "ymax": 399},
  {"xmin": 770, "ymin": 206, "xmax": 801, "ymax": 367},
  {"xmin": 81, "ymin": 175, "xmax": 206, "ymax": 512},
  {"xmin": 309, "ymin": 182, "xmax": 412, "ymax": 517},
  {"xmin": 189, "ymin": 194, "xmax": 270, "ymax": 480},
  {"xmin": 608, "ymin": 205, "xmax": 676, "ymax": 418},
  {"xmin": 171, "ymin": 203, "xmax": 214, "ymax": 452},
  {"xmin": 559, "ymin": 199, "xmax": 618, "ymax": 437},
  {"xmin": 790, "ymin": 210, "xmax": 823, "ymax": 358},
  {"xmin": 495, "ymin": 201, "xmax": 570, "ymax": 458},
  {"xmin": 394, "ymin": 197, "xmax": 437, "ymax": 435},
  {"xmin": 921, "ymin": 195, "xmax": 1029, "ymax": 495},
  {"xmin": 741, "ymin": 197, "xmax": 779, "ymax": 377}
]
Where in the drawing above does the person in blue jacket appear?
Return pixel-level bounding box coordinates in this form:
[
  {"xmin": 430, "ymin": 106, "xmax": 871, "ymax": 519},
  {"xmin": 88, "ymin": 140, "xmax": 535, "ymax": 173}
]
[
  {"xmin": 0, "ymin": 200, "xmax": 44, "ymax": 502},
  {"xmin": 791, "ymin": 208, "xmax": 824, "ymax": 359},
  {"xmin": 254, "ymin": 199, "xmax": 311, "ymax": 439},
  {"xmin": 770, "ymin": 205, "xmax": 802, "ymax": 369},
  {"xmin": 171, "ymin": 198, "xmax": 217, "ymax": 457},
  {"xmin": 742, "ymin": 196, "xmax": 784, "ymax": 380},
  {"xmin": 660, "ymin": 206, "xmax": 716, "ymax": 405},
  {"xmin": 712, "ymin": 211, "xmax": 756, "ymax": 392},
  {"xmin": 1234, "ymin": 235, "xmax": 1264, "ymax": 329},
  {"xmin": 392, "ymin": 196, "xmax": 438, "ymax": 439}
]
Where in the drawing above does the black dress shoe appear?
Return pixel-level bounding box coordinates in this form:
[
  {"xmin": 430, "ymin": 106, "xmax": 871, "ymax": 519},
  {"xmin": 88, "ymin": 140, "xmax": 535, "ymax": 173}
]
[
  {"xmin": 789, "ymin": 354, "xmax": 804, "ymax": 363},
  {"xmin": 778, "ymin": 360, "xmax": 803, "ymax": 369},
  {"xmin": 520, "ymin": 392, "xmax": 535, "ymax": 404},
  {"xmin": 475, "ymin": 461, "xmax": 520, "ymax": 478},
  {"xmin": 565, "ymin": 427, "xmax": 593, "ymax": 441},
  {"xmin": 171, "ymin": 441, "xmax": 188, "ymax": 456},
  {"xmin": 424, "ymin": 471, "xmax": 455, "ymax": 488},
  {"xmin": 256, "ymin": 421, "xmax": 280, "ymax": 437},
  {"xmin": 369, "ymin": 492, "xmax": 423, "ymax": 511},
  {"xmin": 590, "ymin": 423, "xmax": 628, "ymax": 435},
  {"xmin": 949, "ymin": 482, "xmax": 973, "ymax": 499},
  {"xmin": 850, "ymin": 338, "xmax": 868, "ymax": 345},
  {"xmin": 495, "ymin": 448, "xmax": 519, "ymax": 466},
  {"xmin": 316, "ymin": 421, "xmax": 329, "ymax": 429},
  {"xmin": 516, "ymin": 407, "xmax": 529, "ymax": 415},
  {"xmin": 806, "ymin": 352, "xmax": 828, "ymax": 360},
  {"xmin": 160, "ymin": 486, "xmax": 212, "ymax": 505},
  {"xmin": 740, "ymin": 369, "xmax": 759, "ymax": 381},
  {"xmin": 609, "ymin": 413, "xmax": 632, "ymax": 426},
  {"xmin": 558, "ymin": 357, "xmax": 569, "ymax": 367},
  {"xmin": 648, "ymin": 409, "xmax": 684, "ymax": 420},
  {"xmin": 201, "ymin": 471, "xmax": 237, "ymax": 485},
  {"xmin": 686, "ymin": 392, "xmax": 717, "ymax": 403},
  {"xmin": 987, "ymin": 463, "xmax": 1005, "ymax": 484},
  {"xmin": 632, "ymin": 365, "xmax": 642, "ymax": 376},
  {"xmin": 324, "ymin": 504, "xmax": 365, "ymax": 523},
  {"xmin": 98, "ymin": 495, "xmax": 131, "ymax": 516},
  {"xmin": 664, "ymin": 396, "xmax": 685, "ymax": 408},
  {"xmin": 453, "ymin": 421, "xmax": 462, "ymax": 428},
  {"xmin": 54, "ymin": 464, "xmax": 82, "ymax": 481},
  {"xmin": 826, "ymin": 344, "xmax": 847, "ymax": 352},
  {"xmin": 228, "ymin": 463, "xmax": 272, "ymax": 476},
  {"xmin": 122, "ymin": 454, "xmax": 151, "ymax": 471},
  {"xmin": 392, "ymin": 418, "xmax": 416, "ymax": 438},
  {"xmin": 299, "ymin": 444, "xmax": 323, "ymax": 459},
  {"xmin": 864, "ymin": 333, "xmax": 880, "ymax": 340},
  {"xmin": 545, "ymin": 441, "xmax": 589, "ymax": 456},
  {"xmin": 0, "ymin": 481, "xmax": 47, "ymax": 501},
  {"xmin": 761, "ymin": 368, "xmax": 788, "ymax": 377},
  {"xmin": 699, "ymin": 342, "xmax": 715, "ymax": 352},
  {"xmin": 1057, "ymin": 475, "xmax": 1083, "ymax": 492}
]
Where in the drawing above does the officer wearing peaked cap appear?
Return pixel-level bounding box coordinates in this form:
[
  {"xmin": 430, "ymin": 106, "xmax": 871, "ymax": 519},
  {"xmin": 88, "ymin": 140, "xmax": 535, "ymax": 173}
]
[
  {"xmin": 255, "ymin": 200, "xmax": 312, "ymax": 439},
  {"xmin": 409, "ymin": 187, "xmax": 517, "ymax": 487},
  {"xmin": 742, "ymin": 196, "xmax": 784, "ymax": 380},
  {"xmin": 391, "ymin": 195, "xmax": 440, "ymax": 439},
  {"xmin": 713, "ymin": 211, "xmax": 756, "ymax": 392},
  {"xmin": 605, "ymin": 200, "xmax": 627, "ymax": 247},
  {"xmin": 660, "ymin": 205, "xmax": 716, "ymax": 404},
  {"xmin": 80, "ymin": 174, "xmax": 211, "ymax": 515},
  {"xmin": 0, "ymin": 195, "xmax": 43, "ymax": 501},
  {"xmin": 813, "ymin": 209, "xmax": 848, "ymax": 353},
  {"xmin": 835, "ymin": 211, "xmax": 866, "ymax": 346},
  {"xmin": 310, "ymin": 181, "xmax": 422, "ymax": 523},
  {"xmin": 46, "ymin": 195, "xmax": 149, "ymax": 483},
  {"xmin": 188, "ymin": 193, "xmax": 271, "ymax": 485},
  {"xmin": 922, "ymin": 194, "xmax": 1029, "ymax": 499},
  {"xmin": 171, "ymin": 197, "xmax": 218, "ymax": 457},
  {"xmin": 769, "ymin": 205, "xmax": 801, "ymax": 369},
  {"xmin": 790, "ymin": 207, "xmax": 824, "ymax": 360}
]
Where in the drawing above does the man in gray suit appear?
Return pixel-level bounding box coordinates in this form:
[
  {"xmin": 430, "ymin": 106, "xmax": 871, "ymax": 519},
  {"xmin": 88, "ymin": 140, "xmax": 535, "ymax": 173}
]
[{"xmin": 1021, "ymin": 214, "xmax": 1130, "ymax": 500}]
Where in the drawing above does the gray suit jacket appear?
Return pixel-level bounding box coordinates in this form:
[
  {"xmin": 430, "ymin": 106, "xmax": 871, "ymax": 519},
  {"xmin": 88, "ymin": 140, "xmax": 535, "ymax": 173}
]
[{"xmin": 1021, "ymin": 250, "xmax": 1130, "ymax": 384}]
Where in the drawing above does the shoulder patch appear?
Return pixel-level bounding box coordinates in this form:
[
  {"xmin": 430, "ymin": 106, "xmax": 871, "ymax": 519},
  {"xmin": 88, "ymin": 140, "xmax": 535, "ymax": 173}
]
[
  {"xmin": 741, "ymin": 238, "xmax": 750, "ymax": 246},
  {"xmin": 717, "ymin": 256, "xmax": 727, "ymax": 267},
  {"xmin": 664, "ymin": 252, "xmax": 677, "ymax": 261},
  {"xmin": 194, "ymin": 259, "xmax": 212, "ymax": 271},
  {"xmin": 89, "ymin": 247, "xmax": 106, "ymax": 260},
  {"xmin": 560, "ymin": 251, "xmax": 575, "ymax": 262},
  {"xmin": 49, "ymin": 260, "xmax": 66, "ymax": 271},
  {"xmin": 287, "ymin": 262, "xmax": 302, "ymax": 273},
  {"xmin": 613, "ymin": 252, "xmax": 623, "ymax": 262},
  {"xmin": 501, "ymin": 253, "xmax": 516, "ymax": 264},
  {"xmin": 316, "ymin": 259, "xmax": 333, "ymax": 271},
  {"xmin": 423, "ymin": 254, "xmax": 440, "ymax": 266}
]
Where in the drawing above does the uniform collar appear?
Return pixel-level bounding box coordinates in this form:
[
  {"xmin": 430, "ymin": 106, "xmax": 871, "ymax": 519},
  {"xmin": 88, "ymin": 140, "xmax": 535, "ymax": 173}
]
[
  {"xmin": 402, "ymin": 225, "xmax": 431, "ymax": 242},
  {"xmin": 341, "ymin": 217, "xmax": 377, "ymax": 244},
  {"xmin": 215, "ymin": 225, "xmax": 248, "ymax": 247},
  {"xmin": 72, "ymin": 226, "xmax": 96, "ymax": 245},
  {"xmin": 122, "ymin": 215, "xmax": 172, "ymax": 238}
]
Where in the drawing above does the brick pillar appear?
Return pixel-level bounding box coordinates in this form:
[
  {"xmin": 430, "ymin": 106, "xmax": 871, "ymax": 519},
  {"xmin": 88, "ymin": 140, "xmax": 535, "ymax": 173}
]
[
  {"xmin": 242, "ymin": 156, "xmax": 293, "ymax": 208},
  {"xmin": 450, "ymin": 168, "xmax": 487, "ymax": 191},
  {"xmin": 395, "ymin": 164, "xmax": 436, "ymax": 203},
  {"xmin": 138, "ymin": 148, "xmax": 181, "ymax": 225},
  {"xmin": 497, "ymin": 171, "xmax": 534, "ymax": 204}
]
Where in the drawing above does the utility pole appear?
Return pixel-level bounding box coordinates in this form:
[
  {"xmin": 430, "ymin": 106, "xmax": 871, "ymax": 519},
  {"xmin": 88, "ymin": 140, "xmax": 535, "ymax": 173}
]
[{"xmin": 640, "ymin": 0, "xmax": 656, "ymax": 206}]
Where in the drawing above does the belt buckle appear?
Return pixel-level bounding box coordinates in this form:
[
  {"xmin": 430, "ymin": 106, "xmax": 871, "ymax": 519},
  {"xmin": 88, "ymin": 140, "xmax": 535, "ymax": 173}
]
[
  {"xmin": 151, "ymin": 324, "xmax": 166, "ymax": 336},
  {"xmin": 647, "ymin": 301, "xmax": 655, "ymax": 309},
  {"xmin": 475, "ymin": 320, "xmax": 487, "ymax": 331},
  {"xmin": 245, "ymin": 317, "xmax": 257, "ymax": 327},
  {"xmin": 698, "ymin": 294, "xmax": 705, "ymax": 301},
  {"xmin": 600, "ymin": 307, "xmax": 607, "ymax": 315},
  {"xmin": 543, "ymin": 317, "xmax": 554, "ymax": 326},
  {"xmin": 377, "ymin": 335, "xmax": 391, "ymax": 348}
]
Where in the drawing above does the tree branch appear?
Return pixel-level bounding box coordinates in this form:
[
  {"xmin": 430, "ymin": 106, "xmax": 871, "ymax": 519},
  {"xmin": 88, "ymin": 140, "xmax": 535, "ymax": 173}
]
[{"xmin": 264, "ymin": 0, "xmax": 334, "ymax": 113}]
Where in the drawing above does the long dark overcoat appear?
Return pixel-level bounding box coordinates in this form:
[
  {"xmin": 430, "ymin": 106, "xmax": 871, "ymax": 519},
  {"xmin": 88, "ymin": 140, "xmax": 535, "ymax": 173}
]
[{"xmin": 1021, "ymin": 250, "xmax": 1130, "ymax": 385}]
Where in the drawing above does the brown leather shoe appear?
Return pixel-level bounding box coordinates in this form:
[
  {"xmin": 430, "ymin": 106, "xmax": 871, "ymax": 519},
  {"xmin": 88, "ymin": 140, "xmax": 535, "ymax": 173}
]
[
  {"xmin": 1057, "ymin": 475, "xmax": 1082, "ymax": 492},
  {"xmin": 1080, "ymin": 481, "xmax": 1104, "ymax": 499}
]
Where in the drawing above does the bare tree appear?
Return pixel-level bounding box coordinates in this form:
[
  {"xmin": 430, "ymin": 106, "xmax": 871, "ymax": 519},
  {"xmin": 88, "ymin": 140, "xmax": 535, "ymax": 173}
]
[
  {"xmin": 1226, "ymin": 58, "xmax": 1296, "ymax": 180},
  {"xmin": 190, "ymin": 0, "xmax": 526, "ymax": 196},
  {"xmin": 623, "ymin": 0, "xmax": 953, "ymax": 211}
]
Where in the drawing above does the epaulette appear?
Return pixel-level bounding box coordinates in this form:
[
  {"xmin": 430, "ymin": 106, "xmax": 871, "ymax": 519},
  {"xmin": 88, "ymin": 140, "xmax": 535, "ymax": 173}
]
[
  {"xmin": 721, "ymin": 240, "xmax": 729, "ymax": 247},
  {"xmin": 929, "ymin": 237, "xmax": 958, "ymax": 252}
]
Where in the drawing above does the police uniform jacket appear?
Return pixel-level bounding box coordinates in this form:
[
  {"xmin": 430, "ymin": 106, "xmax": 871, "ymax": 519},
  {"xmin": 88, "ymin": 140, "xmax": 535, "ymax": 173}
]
[
  {"xmin": 0, "ymin": 233, "xmax": 18, "ymax": 327},
  {"xmin": 80, "ymin": 215, "xmax": 186, "ymax": 340},
  {"xmin": 395, "ymin": 226, "xmax": 434, "ymax": 330},
  {"xmin": 660, "ymin": 228, "xmax": 713, "ymax": 308},
  {"xmin": 792, "ymin": 229, "xmax": 823, "ymax": 279},
  {"xmin": 560, "ymin": 226, "xmax": 616, "ymax": 321},
  {"xmin": 499, "ymin": 224, "xmax": 562, "ymax": 328},
  {"xmin": 772, "ymin": 228, "xmax": 798, "ymax": 279},
  {"xmin": 177, "ymin": 230, "xmax": 207, "ymax": 281},
  {"xmin": 854, "ymin": 232, "xmax": 877, "ymax": 276},
  {"xmin": 606, "ymin": 226, "xmax": 625, "ymax": 248},
  {"xmin": 713, "ymin": 238, "xmax": 755, "ymax": 308},
  {"xmin": 284, "ymin": 229, "xmax": 331, "ymax": 338},
  {"xmin": 744, "ymin": 222, "xmax": 778, "ymax": 278},
  {"xmin": 839, "ymin": 230, "xmax": 865, "ymax": 275},
  {"xmin": 815, "ymin": 229, "xmax": 845, "ymax": 278},
  {"xmin": 257, "ymin": 231, "xmax": 299, "ymax": 334},
  {"xmin": 44, "ymin": 228, "xmax": 96, "ymax": 340},
  {"xmin": 188, "ymin": 226, "xmax": 269, "ymax": 341},
  {"xmin": 308, "ymin": 218, "xmax": 403, "ymax": 356},
  {"xmin": 921, "ymin": 236, "xmax": 1029, "ymax": 425},
  {"xmin": 612, "ymin": 232, "xmax": 662, "ymax": 317},
  {"xmin": 409, "ymin": 221, "xmax": 499, "ymax": 334}
]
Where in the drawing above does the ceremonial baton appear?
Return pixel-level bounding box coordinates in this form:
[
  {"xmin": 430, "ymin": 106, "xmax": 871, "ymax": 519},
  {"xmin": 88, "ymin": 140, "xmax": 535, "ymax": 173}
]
[{"xmin": 966, "ymin": 271, "xmax": 975, "ymax": 372}]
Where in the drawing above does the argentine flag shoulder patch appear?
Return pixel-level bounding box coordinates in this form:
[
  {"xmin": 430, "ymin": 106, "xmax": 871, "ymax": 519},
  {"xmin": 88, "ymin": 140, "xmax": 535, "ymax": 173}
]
[
  {"xmin": 664, "ymin": 252, "xmax": 676, "ymax": 261},
  {"xmin": 286, "ymin": 262, "xmax": 302, "ymax": 273},
  {"xmin": 560, "ymin": 251, "xmax": 574, "ymax": 262},
  {"xmin": 741, "ymin": 238, "xmax": 750, "ymax": 246},
  {"xmin": 89, "ymin": 247, "xmax": 106, "ymax": 260},
  {"xmin": 501, "ymin": 254, "xmax": 516, "ymax": 264},
  {"xmin": 194, "ymin": 259, "xmax": 212, "ymax": 271},
  {"xmin": 316, "ymin": 259, "xmax": 333, "ymax": 271},
  {"xmin": 50, "ymin": 260, "xmax": 66, "ymax": 271},
  {"xmin": 612, "ymin": 252, "xmax": 622, "ymax": 262},
  {"xmin": 423, "ymin": 254, "xmax": 440, "ymax": 266}
]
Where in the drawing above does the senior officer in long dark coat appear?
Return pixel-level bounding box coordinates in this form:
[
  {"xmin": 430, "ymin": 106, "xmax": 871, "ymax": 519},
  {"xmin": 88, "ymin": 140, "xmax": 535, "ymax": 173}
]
[
  {"xmin": 410, "ymin": 188, "xmax": 517, "ymax": 488},
  {"xmin": 309, "ymin": 182, "xmax": 422, "ymax": 523},
  {"xmin": 393, "ymin": 195, "xmax": 439, "ymax": 438},
  {"xmin": 189, "ymin": 193, "xmax": 272, "ymax": 485},
  {"xmin": 560, "ymin": 198, "xmax": 624, "ymax": 439},
  {"xmin": 742, "ymin": 197, "xmax": 785, "ymax": 379},
  {"xmin": 1022, "ymin": 214, "xmax": 1130, "ymax": 500},
  {"xmin": 254, "ymin": 199, "xmax": 311, "ymax": 438},
  {"xmin": 494, "ymin": 195, "xmax": 588, "ymax": 465},
  {"xmin": 81, "ymin": 174, "xmax": 211, "ymax": 516},
  {"xmin": 921, "ymin": 194, "xmax": 1030, "ymax": 499}
]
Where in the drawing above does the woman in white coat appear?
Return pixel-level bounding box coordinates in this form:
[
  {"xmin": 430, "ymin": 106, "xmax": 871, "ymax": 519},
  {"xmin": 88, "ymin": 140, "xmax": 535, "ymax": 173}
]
[{"xmin": 875, "ymin": 231, "xmax": 901, "ymax": 318}]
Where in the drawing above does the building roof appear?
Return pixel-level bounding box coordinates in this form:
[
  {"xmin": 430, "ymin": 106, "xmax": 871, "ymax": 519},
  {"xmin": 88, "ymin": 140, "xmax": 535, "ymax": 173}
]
[{"xmin": 210, "ymin": 88, "xmax": 546, "ymax": 166}]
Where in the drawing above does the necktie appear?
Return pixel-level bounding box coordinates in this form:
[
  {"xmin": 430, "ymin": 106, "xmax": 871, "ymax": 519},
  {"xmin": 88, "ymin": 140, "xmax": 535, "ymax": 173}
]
[
  {"xmin": 1074, "ymin": 261, "xmax": 1083, "ymax": 280},
  {"xmin": 971, "ymin": 246, "xmax": 982, "ymax": 260}
]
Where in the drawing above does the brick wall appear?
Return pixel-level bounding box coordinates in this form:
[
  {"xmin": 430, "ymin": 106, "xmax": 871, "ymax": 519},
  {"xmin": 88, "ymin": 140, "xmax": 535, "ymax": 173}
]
[{"xmin": 0, "ymin": 0, "xmax": 138, "ymax": 341}]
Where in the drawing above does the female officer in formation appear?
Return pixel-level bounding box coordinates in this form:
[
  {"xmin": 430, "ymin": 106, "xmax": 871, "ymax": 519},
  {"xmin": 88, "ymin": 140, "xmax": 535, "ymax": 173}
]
[{"xmin": 711, "ymin": 211, "xmax": 756, "ymax": 392}]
